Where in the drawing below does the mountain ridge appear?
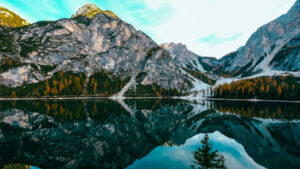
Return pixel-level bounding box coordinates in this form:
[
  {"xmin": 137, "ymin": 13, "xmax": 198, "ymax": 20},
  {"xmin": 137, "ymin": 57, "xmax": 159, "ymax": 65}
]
[
  {"xmin": 0, "ymin": 7, "xmax": 30, "ymax": 28},
  {"xmin": 214, "ymin": 0, "xmax": 300, "ymax": 77},
  {"xmin": 0, "ymin": 4, "xmax": 193, "ymax": 97}
]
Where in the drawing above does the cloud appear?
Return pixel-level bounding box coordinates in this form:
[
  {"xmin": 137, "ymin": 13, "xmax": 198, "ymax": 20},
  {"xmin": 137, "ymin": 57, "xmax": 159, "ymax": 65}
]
[
  {"xmin": 139, "ymin": 0, "xmax": 296, "ymax": 58},
  {"xmin": 198, "ymin": 34, "xmax": 242, "ymax": 47}
]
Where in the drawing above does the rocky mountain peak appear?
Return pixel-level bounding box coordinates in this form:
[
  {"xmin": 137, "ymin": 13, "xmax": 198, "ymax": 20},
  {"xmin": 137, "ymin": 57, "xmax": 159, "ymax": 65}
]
[
  {"xmin": 72, "ymin": 3, "xmax": 118, "ymax": 19},
  {"xmin": 161, "ymin": 42, "xmax": 207, "ymax": 72},
  {"xmin": 161, "ymin": 42, "xmax": 187, "ymax": 51},
  {"xmin": 215, "ymin": 0, "xmax": 300, "ymax": 76},
  {"xmin": 0, "ymin": 7, "xmax": 30, "ymax": 28}
]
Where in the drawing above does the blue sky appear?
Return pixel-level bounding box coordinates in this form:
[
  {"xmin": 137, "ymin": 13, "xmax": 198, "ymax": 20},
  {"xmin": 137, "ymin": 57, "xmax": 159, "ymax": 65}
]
[{"xmin": 0, "ymin": 0, "xmax": 296, "ymax": 58}]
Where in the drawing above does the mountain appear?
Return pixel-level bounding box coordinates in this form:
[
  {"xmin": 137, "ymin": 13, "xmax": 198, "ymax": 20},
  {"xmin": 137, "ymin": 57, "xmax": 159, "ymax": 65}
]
[
  {"xmin": 0, "ymin": 4, "xmax": 193, "ymax": 97},
  {"xmin": 161, "ymin": 42, "xmax": 219, "ymax": 72},
  {"xmin": 0, "ymin": 7, "xmax": 29, "ymax": 28},
  {"xmin": 161, "ymin": 42, "xmax": 218, "ymax": 86},
  {"xmin": 161, "ymin": 42, "xmax": 205, "ymax": 72},
  {"xmin": 215, "ymin": 0, "xmax": 300, "ymax": 77},
  {"xmin": 71, "ymin": 3, "xmax": 118, "ymax": 19},
  {"xmin": 0, "ymin": 1, "xmax": 299, "ymax": 98}
]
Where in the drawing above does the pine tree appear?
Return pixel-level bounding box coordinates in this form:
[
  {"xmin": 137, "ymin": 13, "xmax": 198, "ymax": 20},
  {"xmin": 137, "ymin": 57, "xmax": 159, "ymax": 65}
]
[
  {"xmin": 277, "ymin": 86, "xmax": 282, "ymax": 98},
  {"xmin": 44, "ymin": 79, "xmax": 51, "ymax": 95},
  {"xmin": 191, "ymin": 133, "xmax": 227, "ymax": 169},
  {"xmin": 93, "ymin": 81, "xmax": 98, "ymax": 93},
  {"xmin": 260, "ymin": 85, "xmax": 265, "ymax": 97},
  {"xmin": 51, "ymin": 87, "xmax": 58, "ymax": 95},
  {"xmin": 64, "ymin": 78, "xmax": 69, "ymax": 88},
  {"xmin": 11, "ymin": 90, "xmax": 16, "ymax": 98},
  {"xmin": 59, "ymin": 80, "xmax": 65, "ymax": 93},
  {"xmin": 74, "ymin": 77, "xmax": 82, "ymax": 94},
  {"xmin": 35, "ymin": 89, "xmax": 40, "ymax": 97}
]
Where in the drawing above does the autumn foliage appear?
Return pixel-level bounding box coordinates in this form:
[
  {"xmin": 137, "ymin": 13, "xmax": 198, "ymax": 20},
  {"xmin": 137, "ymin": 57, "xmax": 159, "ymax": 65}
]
[
  {"xmin": 214, "ymin": 76, "xmax": 300, "ymax": 100},
  {"xmin": 0, "ymin": 71, "xmax": 85, "ymax": 97}
]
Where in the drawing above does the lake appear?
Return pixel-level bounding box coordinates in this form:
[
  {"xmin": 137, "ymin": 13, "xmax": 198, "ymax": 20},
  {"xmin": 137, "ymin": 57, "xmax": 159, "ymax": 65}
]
[{"xmin": 0, "ymin": 99, "xmax": 299, "ymax": 169}]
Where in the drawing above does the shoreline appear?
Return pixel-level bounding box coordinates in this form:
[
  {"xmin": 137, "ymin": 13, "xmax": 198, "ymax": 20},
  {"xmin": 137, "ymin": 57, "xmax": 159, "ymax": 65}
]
[
  {"xmin": 0, "ymin": 97, "xmax": 299, "ymax": 103},
  {"xmin": 204, "ymin": 98, "xmax": 300, "ymax": 103}
]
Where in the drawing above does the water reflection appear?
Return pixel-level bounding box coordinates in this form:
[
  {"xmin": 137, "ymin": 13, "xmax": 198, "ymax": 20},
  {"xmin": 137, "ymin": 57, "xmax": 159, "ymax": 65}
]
[
  {"xmin": 0, "ymin": 99, "xmax": 299, "ymax": 169},
  {"xmin": 213, "ymin": 101, "xmax": 300, "ymax": 120},
  {"xmin": 127, "ymin": 132, "xmax": 265, "ymax": 169},
  {"xmin": 3, "ymin": 164, "xmax": 32, "ymax": 169}
]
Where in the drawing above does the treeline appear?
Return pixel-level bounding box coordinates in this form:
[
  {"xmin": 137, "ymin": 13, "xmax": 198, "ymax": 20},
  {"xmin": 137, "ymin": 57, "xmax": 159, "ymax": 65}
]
[
  {"xmin": 0, "ymin": 71, "xmax": 86, "ymax": 97},
  {"xmin": 0, "ymin": 56, "xmax": 21, "ymax": 72},
  {"xmin": 0, "ymin": 71, "xmax": 130, "ymax": 97},
  {"xmin": 0, "ymin": 70, "xmax": 186, "ymax": 97},
  {"xmin": 182, "ymin": 67, "xmax": 216, "ymax": 85},
  {"xmin": 124, "ymin": 83, "xmax": 181, "ymax": 97},
  {"xmin": 214, "ymin": 76, "xmax": 300, "ymax": 100},
  {"xmin": 87, "ymin": 71, "xmax": 130, "ymax": 96}
]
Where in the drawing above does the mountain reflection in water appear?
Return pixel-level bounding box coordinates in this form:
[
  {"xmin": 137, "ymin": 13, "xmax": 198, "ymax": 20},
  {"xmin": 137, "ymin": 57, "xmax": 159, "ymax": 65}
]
[
  {"xmin": 0, "ymin": 99, "xmax": 299, "ymax": 169},
  {"xmin": 128, "ymin": 131, "xmax": 265, "ymax": 169}
]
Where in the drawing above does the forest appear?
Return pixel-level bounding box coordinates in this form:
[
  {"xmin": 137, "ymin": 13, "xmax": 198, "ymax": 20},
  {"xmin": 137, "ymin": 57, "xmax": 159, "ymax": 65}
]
[
  {"xmin": 213, "ymin": 76, "xmax": 300, "ymax": 100},
  {"xmin": 87, "ymin": 71, "xmax": 130, "ymax": 96},
  {"xmin": 0, "ymin": 56, "xmax": 21, "ymax": 72},
  {"xmin": 124, "ymin": 83, "xmax": 182, "ymax": 97},
  {"xmin": 0, "ymin": 71, "xmax": 86, "ymax": 97},
  {"xmin": 0, "ymin": 70, "xmax": 180, "ymax": 97}
]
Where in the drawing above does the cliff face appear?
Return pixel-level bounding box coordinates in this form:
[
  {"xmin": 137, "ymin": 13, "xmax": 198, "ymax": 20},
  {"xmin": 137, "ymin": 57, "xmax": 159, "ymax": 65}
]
[
  {"xmin": 215, "ymin": 0, "xmax": 300, "ymax": 76},
  {"xmin": 161, "ymin": 42, "xmax": 205, "ymax": 72},
  {"xmin": 0, "ymin": 4, "xmax": 192, "ymax": 93}
]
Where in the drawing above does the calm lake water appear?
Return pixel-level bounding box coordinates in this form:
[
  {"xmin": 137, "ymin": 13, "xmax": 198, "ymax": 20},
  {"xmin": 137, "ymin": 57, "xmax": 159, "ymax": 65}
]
[{"xmin": 0, "ymin": 99, "xmax": 299, "ymax": 169}]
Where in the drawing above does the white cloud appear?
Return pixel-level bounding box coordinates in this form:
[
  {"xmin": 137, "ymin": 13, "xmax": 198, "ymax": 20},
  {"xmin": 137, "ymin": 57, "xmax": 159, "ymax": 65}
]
[{"xmin": 141, "ymin": 0, "xmax": 296, "ymax": 58}]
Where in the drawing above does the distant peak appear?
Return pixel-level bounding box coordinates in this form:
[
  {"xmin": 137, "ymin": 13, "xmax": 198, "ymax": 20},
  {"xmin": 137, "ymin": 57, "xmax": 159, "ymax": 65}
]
[
  {"xmin": 72, "ymin": 3, "xmax": 118, "ymax": 19},
  {"xmin": 82, "ymin": 3, "xmax": 99, "ymax": 9},
  {"xmin": 0, "ymin": 7, "xmax": 30, "ymax": 28},
  {"xmin": 161, "ymin": 42, "xmax": 187, "ymax": 50}
]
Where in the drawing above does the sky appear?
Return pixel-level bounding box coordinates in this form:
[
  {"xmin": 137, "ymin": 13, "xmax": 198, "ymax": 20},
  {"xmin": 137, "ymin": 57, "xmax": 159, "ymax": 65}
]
[{"xmin": 0, "ymin": 0, "xmax": 296, "ymax": 58}]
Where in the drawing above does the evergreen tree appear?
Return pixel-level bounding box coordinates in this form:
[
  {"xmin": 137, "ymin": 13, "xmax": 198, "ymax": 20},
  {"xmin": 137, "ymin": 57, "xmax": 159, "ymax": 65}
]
[
  {"xmin": 11, "ymin": 90, "xmax": 16, "ymax": 98},
  {"xmin": 44, "ymin": 79, "xmax": 51, "ymax": 95},
  {"xmin": 191, "ymin": 133, "xmax": 227, "ymax": 169}
]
